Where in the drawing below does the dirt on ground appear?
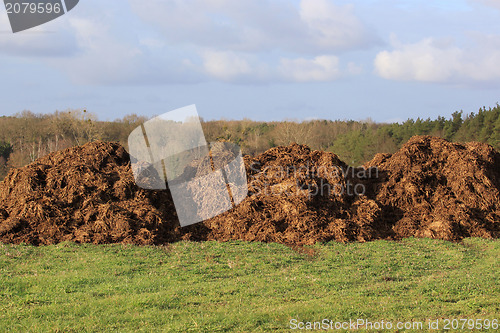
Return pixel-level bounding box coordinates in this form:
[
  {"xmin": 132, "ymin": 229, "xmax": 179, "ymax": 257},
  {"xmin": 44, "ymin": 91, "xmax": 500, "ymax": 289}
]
[{"xmin": 0, "ymin": 135, "xmax": 498, "ymax": 245}]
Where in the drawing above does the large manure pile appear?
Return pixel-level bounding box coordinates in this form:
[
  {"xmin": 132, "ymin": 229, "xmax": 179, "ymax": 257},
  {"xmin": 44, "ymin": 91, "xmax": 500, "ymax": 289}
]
[
  {"xmin": 0, "ymin": 142, "xmax": 182, "ymax": 245},
  {"xmin": 364, "ymin": 136, "xmax": 500, "ymax": 241},
  {"xmin": 0, "ymin": 136, "xmax": 498, "ymax": 245},
  {"xmin": 201, "ymin": 144, "xmax": 387, "ymax": 244}
]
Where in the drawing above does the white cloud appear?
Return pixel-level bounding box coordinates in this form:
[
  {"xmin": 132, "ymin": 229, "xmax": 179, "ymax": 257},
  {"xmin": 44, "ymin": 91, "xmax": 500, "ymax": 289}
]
[
  {"xmin": 279, "ymin": 55, "xmax": 341, "ymax": 82},
  {"xmin": 0, "ymin": 0, "xmax": 375, "ymax": 84},
  {"xmin": 53, "ymin": 17, "xmax": 146, "ymax": 84},
  {"xmin": 0, "ymin": 11, "xmax": 78, "ymax": 57},
  {"xmin": 199, "ymin": 52, "xmax": 351, "ymax": 83},
  {"xmin": 374, "ymin": 34, "xmax": 500, "ymax": 84},
  {"xmin": 199, "ymin": 50, "xmax": 349, "ymax": 83},
  {"xmin": 48, "ymin": 22, "xmax": 201, "ymax": 85},
  {"xmin": 129, "ymin": 0, "xmax": 378, "ymax": 54},
  {"xmin": 202, "ymin": 50, "xmax": 252, "ymax": 81},
  {"xmin": 299, "ymin": 0, "xmax": 375, "ymax": 52},
  {"xmin": 471, "ymin": 0, "xmax": 500, "ymax": 10},
  {"xmin": 124, "ymin": 0, "xmax": 376, "ymax": 83}
]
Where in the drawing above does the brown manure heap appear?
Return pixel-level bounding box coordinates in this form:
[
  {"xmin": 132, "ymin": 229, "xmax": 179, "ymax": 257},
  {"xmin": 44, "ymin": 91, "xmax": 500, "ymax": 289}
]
[
  {"xmin": 364, "ymin": 136, "xmax": 500, "ymax": 241},
  {"xmin": 0, "ymin": 136, "xmax": 498, "ymax": 245},
  {"xmin": 0, "ymin": 142, "xmax": 182, "ymax": 245}
]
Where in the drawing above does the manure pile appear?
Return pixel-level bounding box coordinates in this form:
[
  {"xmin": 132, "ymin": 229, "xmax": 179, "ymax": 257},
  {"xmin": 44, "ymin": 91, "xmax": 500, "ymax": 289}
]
[
  {"xmin": 0, "ymin": 142, "xmax": 182, "ymax": 245},
  {"xmin": 0, "ymin": 136, "xmax": 498, "ymax": 245}
]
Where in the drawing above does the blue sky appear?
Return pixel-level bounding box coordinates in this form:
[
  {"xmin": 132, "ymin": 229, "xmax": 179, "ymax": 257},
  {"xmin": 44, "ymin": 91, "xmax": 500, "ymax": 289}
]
[{"xmin": 1, "ymin": 0, "xmax": 499, "ymax": 122}]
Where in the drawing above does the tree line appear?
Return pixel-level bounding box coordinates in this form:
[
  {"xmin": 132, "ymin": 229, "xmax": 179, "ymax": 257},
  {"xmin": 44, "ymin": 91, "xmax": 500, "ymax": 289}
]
[{"xmin": 0, "ymin": 104, "xmax": 498, "ymax": 179}]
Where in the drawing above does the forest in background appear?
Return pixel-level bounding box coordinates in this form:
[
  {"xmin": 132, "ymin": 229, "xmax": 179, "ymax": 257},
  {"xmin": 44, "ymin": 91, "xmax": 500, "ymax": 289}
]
[{"xmin": 0, "ymin": 104, "xmax": 499, "ymax": 179}]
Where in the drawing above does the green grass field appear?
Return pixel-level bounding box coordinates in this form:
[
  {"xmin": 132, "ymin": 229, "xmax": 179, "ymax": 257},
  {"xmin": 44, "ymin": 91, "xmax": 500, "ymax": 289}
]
[{"xmin": 0, "ymin": 238, "xmax": 498, "ymax": 332}]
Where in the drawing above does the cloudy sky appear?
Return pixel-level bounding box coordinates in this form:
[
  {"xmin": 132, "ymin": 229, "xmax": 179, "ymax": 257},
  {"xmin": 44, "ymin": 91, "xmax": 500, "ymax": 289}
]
[{"xmin": 1, "ymin": 0, "xmax": 499, "ymax": 122}]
